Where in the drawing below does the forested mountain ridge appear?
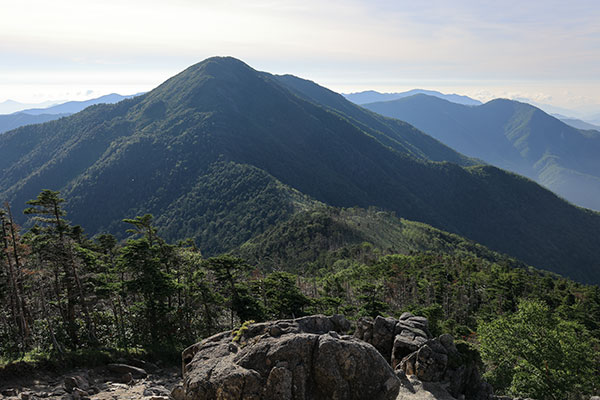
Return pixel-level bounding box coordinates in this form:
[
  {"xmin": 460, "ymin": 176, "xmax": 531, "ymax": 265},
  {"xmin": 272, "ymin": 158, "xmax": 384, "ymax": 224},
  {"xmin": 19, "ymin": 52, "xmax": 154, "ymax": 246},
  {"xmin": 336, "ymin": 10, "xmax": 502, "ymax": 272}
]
[
  {"xmin": 273, "ymin": 74, "xmax": 476, "ymax": 167},
  {"xmin": 234, "ymin": 206, "xmax": 530, "ymax": 273},
  {"xmin": 0, "ymin": 93, "xmax": 140, "ymax": 134},
  {"xmin": 363, "ymin": 94, "xmax": 600, "ymax": 211},
  {"xmin": 0, "ymin": 57, "xmax": 470, "ymax": 253},
  {"xmin": 0, "ymin": 57, "xmax": 600, "ymax": 283}
]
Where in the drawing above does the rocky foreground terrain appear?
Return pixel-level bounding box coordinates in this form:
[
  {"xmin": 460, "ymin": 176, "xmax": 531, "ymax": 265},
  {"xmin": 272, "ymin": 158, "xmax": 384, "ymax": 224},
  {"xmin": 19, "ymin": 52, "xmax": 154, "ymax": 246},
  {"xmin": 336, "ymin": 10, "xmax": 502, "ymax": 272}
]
[
  {"xmin": 182, "ymin": 313, "xmax": 490, "ymax": 400},
  {"xmin": 2, "ymin": 313, "xmax": 494, "ymax": 400},
  {"xmin": 0, "ymin": 361, "xmax": 183, "ymax": 400}
]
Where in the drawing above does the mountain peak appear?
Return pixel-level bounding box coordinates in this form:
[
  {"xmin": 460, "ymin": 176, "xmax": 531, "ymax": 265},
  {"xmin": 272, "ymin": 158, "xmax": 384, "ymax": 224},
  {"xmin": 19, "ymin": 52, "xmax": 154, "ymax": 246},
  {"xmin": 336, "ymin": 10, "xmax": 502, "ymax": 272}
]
[
  {"xmin": 139, "ymin": 56, "xmax": 266, "ymax": 112},
  {"xmin": 363, "ymin": 94, "xmax": 600, "ymax": 212},
  {"xmin": 2, "ymin": 58, "xmax": 600, "ymax": 284},
  {"xmin": 185, "ymin": 56, "xmax": 253, "ymax": 75}
]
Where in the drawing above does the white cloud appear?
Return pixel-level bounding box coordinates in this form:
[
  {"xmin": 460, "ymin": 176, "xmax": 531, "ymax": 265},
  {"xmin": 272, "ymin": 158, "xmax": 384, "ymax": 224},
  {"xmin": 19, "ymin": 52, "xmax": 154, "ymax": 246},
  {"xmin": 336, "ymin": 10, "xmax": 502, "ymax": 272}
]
[{"xmin": 0, "ymin": 0, "xmax": 599, "ymax": 109}]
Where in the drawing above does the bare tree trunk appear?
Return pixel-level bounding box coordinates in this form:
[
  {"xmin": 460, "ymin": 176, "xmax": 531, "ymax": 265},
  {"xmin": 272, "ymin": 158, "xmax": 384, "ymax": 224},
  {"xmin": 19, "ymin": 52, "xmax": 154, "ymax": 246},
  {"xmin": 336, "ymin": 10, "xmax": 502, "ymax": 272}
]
[
  {"xmin": 0, "ymin": 210, "xmax": 27, "ymax": 351},
  {"xmin": 5, "ymin": 204, "xmax": 30, "ymax": 342},
  {"xmin": 67, "ymin": 245, "xmax": 97, "ymax": 344},
  {"xmin": 40, "ymin": 286, "xmax": 64, "ymax": 355}
]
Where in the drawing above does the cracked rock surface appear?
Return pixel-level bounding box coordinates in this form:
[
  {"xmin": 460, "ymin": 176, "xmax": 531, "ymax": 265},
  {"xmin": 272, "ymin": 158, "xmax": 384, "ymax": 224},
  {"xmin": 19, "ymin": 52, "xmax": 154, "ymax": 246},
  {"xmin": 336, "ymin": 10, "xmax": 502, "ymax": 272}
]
[{"xmin": 182, "ymin": 314, "xmax": 400, "ymax": 400}]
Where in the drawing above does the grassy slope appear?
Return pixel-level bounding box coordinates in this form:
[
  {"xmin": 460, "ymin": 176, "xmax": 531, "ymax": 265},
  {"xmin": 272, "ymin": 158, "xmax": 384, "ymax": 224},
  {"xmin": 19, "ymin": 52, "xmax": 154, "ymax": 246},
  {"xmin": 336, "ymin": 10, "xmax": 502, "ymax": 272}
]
[{"xmin": 235, "ymin": 206, "xmax": 529, "ymax": 273}]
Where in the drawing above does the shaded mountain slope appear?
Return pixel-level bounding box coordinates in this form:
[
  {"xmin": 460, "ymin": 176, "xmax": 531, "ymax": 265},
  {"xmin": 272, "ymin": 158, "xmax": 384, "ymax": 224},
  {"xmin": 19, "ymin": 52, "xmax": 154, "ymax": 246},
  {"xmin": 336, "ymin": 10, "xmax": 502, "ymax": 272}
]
[
  {"xmin": 154, "ymin": 161, "xmax": 317, "ymax": 254},
  {"xmin": 0, "ymin": 57, "xmax": 599, "ymax": 282},
  {"xmin": 0, "ymin": 99, "xmax": 59, "ymax": 114},
  {"xmin": 274, "ymin": 75, "xmax": 476, "ymax": 167},
  {"xmin": 363, "ymin": 94, "xmax": 600, "ymax": 210}
]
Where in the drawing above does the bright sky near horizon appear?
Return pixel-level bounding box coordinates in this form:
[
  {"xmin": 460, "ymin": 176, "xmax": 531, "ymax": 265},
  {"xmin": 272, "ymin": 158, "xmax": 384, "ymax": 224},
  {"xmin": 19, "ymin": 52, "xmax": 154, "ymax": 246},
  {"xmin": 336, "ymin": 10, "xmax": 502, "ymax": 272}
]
[{"xmin": 2, "ymin": 0, "xmax": 600, "ymax": 115}]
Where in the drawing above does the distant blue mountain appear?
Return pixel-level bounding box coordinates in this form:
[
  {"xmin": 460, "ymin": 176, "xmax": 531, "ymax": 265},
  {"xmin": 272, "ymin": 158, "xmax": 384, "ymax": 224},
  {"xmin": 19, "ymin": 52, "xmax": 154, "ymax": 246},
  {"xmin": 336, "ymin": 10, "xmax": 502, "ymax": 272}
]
[
  {"xmin": 557, "ymin": 117, "xmax": 600, "ymax": 131},
  {"xmin": 363, "ymin": 93, "xmax": 600, "ymax": 211},
  {"xmin": 0, "ymin": 93, "xmax": 143, "ymax": 134},
  {"xmin": 20, "ymin": 93, "xmax": 142, "ymax": 115},
  {"xmin": 588, "ymin": 113, "xmax": 600, "ymax": 126},
  {"xmin": 0, "ymin": 113, "xmax": 71, "ymax": 134},
  {"xmin": 343, "ymin": 89, "xmax": 482, "ymax": 106},
  {"xmin": 0, "ymin": 99, "xmax": 61, "ymax": 114}
]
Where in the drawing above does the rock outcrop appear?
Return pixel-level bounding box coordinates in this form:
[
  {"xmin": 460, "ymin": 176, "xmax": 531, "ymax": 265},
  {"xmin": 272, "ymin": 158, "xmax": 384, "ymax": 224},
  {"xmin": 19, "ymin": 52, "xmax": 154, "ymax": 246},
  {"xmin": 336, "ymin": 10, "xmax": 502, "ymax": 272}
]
[
  {"xmin": 356, "ymin": 313, "xmax": 492, "ymax": 400},
  {"xmin": 181, "ymin": 314, "xmax": 400, "ymax": 400},
  {"xmin": 181, "ymin": 314, "xmax": 492, "ymax": 400}
]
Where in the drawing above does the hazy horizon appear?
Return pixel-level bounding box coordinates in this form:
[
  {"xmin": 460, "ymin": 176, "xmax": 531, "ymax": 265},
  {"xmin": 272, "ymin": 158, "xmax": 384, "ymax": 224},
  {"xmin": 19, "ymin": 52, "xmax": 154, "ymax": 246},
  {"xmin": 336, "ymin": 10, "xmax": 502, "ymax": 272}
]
[{"xmin": 2, "ymin": 1, "xmax": 600, "ymax": 115}]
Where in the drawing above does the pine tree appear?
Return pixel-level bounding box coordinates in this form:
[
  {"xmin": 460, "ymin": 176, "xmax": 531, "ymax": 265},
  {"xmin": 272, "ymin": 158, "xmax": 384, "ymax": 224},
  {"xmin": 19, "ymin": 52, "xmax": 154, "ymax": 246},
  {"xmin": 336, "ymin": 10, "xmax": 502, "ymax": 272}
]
[{"xmin": 24, "ymin": 190, "xmax": 96, "ymax": 348}]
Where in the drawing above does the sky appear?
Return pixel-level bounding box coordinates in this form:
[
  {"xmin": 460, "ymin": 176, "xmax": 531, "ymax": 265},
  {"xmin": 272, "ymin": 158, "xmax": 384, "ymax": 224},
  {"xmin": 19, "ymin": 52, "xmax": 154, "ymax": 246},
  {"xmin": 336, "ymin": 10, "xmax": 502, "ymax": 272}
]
[{"xmin": 2, "ymin": 0, "xmax": 600, "ymax": 116}]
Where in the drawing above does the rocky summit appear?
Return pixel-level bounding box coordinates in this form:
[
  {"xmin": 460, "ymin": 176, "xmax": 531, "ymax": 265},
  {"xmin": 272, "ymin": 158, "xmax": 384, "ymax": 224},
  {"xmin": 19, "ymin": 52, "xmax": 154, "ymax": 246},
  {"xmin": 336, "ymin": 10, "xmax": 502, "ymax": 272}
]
[{"xmin": 181, "ymin": 314, "xmax": 492, "ymax": 400}]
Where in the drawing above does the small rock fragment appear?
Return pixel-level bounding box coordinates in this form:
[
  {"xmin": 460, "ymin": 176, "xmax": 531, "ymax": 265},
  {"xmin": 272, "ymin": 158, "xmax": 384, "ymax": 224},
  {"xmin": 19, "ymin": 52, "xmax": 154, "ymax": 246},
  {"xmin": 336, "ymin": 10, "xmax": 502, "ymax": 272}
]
[
  {"xmin": 2, "ymin": 388, "xmax": 19, "ymax": 397},
  {"xmin": 106, "ymin": 363, "xmax": 147, "ymax": 379}
]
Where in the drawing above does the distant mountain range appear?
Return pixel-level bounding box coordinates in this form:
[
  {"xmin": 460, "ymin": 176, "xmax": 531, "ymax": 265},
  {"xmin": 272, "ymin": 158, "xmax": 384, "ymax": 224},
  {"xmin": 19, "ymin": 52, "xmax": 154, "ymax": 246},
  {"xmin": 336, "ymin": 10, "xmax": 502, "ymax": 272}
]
[
  {"xmin": 343, "ymin": 89, "xmax": 482, "ymax": 106},
  {"xmin": 557, "ymin": 116, "xmax": 600, "ymax": 131},
  {"xmin": 590, "ymin": 114, "xmax": 600, "ymax": 126},
  {"xmin": 516, "ymin": 98, "xmax": 600, "ymax": 126},
  {"xmin": 0, "ymin": 93, "xmax": 142, "ymax": 134},
  {"xmin": 345, "ymin": 92, "xmax": 600, "ymax": 129},
  {"xmin": 1, "ymin": 57, "xmax": 599, "ymax": 284},
  {"xmin": 362, "ymin": 94, "xmax": 600, "ymax": 211},
  {"xmin": 0, "ymin": 112, "xmax": 72, "ymax": 135},
  {"xmin": 0, "ymin": 99, "xmax": 61, "ymax": 114}
]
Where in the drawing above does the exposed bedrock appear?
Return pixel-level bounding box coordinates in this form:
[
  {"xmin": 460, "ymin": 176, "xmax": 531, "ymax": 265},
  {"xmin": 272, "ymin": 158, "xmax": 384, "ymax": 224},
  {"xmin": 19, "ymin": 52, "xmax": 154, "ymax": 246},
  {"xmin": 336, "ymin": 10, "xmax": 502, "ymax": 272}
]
[{"xmin": 182, "ymin": 314, "xmax": 492, "ymax": 400}]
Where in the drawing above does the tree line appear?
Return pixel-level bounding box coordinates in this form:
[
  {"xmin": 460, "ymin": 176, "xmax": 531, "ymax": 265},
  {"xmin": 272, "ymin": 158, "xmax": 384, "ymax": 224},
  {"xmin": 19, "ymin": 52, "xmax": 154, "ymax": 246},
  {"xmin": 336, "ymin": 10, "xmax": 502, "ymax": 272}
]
[
  {"xmin": 1, "ymin": 190, "xmax": 599, "ymax": 399},
  {"xmin": 0, "ymin": 190, "xmax": 311, "ymax": 359}
]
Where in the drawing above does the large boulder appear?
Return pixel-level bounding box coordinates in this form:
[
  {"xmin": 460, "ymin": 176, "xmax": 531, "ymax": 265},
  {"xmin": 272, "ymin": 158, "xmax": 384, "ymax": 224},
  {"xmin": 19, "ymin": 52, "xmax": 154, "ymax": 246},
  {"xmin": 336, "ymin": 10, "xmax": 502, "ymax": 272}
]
[
  {"xmin": 182, "ymin": 315, "xmax": 400, "ymax": 400},
  {"xmin": 356, "ymin": 313, "xmax": 432, "ymax": 367},
  {"xmin": 372, "ymin": 316, "xmax": 399, "ymax": 361},
  {"xmin": 356, "ymin": 313, "xmax": 491, "ymax": 400},
  {"xmin": 400, "ymin": 340, "xmax": 448, "ymax": 382}
]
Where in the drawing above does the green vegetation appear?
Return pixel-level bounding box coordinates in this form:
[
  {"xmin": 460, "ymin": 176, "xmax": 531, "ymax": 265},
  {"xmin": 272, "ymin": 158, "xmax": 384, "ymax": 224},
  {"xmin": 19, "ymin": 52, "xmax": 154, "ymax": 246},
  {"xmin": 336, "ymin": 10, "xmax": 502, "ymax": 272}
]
[
  {"xmin": 273, "ymin": 74, "xmax": 477, "ymax": 166},
  {"xmin": 1, "ymin": 57, "xmax": 600, "ymax": 398},
  {"xmin": 236, "ymin": 206, "xmax": 528, "ymax": 273},
  {"xmin": 1, "ymin": 58, "xmax": 599, "ymax": 284},
  {"xmin": 0, "ymin": 191, "xmax": 311, "ymax": 360},
  {"xmin": 232, "ymin": 320, "xmax": 255, "ymax": 343},
  {"xmin": 363, "ymin": 94, "xmax": 600, "ymax": 211},
  {"xmin": 0, "ymin": 60, "xmax": 599, "ymax": 286},
  {"xmin": 2, "ymin": 191, "xmax": 599, "ymax": 399},
  {"xmin": 479, "ymin": 300, "xmax": 599, "ymax": 399},
  {"xmin": 155, "ymin": 161, "xmax": 316, "ymax": 256}
]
